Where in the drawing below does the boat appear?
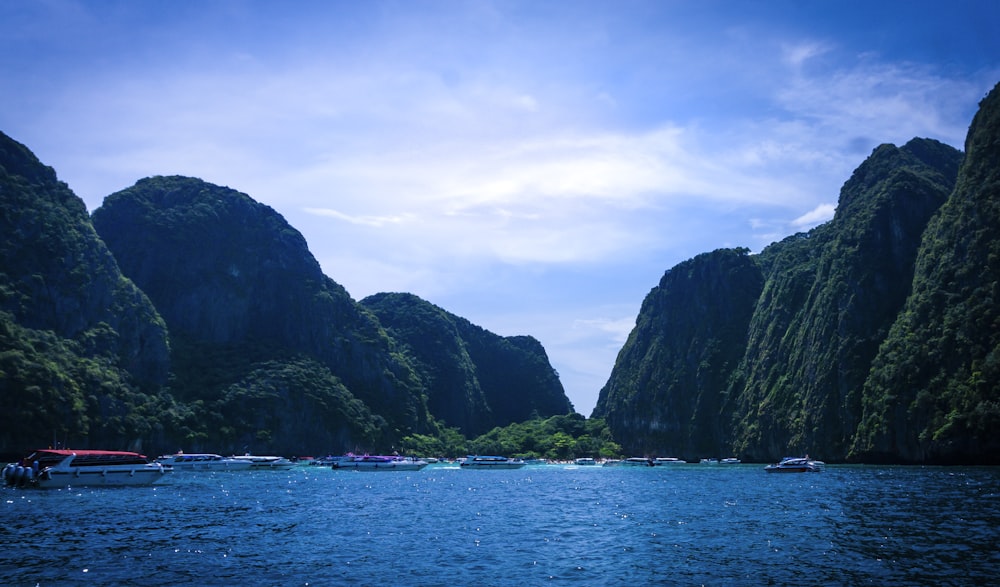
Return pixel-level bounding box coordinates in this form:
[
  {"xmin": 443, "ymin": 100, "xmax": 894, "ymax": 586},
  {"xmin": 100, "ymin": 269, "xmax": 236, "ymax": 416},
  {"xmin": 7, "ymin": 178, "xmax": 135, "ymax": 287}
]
[
  {"xmin": 573, "ymin": 457, "xmax": 597, "ymax": 466},
  {"xmin": 602, "ymin": 459, "xmax": 622, "ymax": 467},
  {"xmin": 2, "ymin": 449, "xmax": 170, "ymax": 488},
  {"xmin": 330, "ymin": 454, "xmax": 428, "ymax": 471},
  {"xmin": 653, "ymin": 457, "xmax": 687, "ymax": 465},
  {"xmin": 155, "ymin": 452, "xmax": 254, "ymax": 471},
  {"xmin": 720, "ymin": 457, "xmax": 741, "ymax": 465},
  {"xmin": 228, "ymin": 454, "xmax": 296, "ymax": 470},
  {"xmin": 621, "ymin": 457, "xmax": 655, "ymax": 467},
  {"xmin": 459, "ymin": 455, "xmax": 526, "ymax": 469},
  {"xmin": 700, "ymin": 458, "xmax": 719, "ymax": 464},
  {"xmin": 764, "ymin": 456, "xmax": 825, "ymax": 473}
]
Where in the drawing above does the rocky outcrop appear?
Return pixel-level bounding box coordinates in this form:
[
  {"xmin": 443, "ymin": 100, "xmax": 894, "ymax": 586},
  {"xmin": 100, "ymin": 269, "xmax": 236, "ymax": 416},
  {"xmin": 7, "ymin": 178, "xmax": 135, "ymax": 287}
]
[
  {"xmin": 0, "ymin": 131, "xmax": 171, "ymax": 451},
  {"xmin": 362, "ymin": 292, "xmax": 572, "ymax": 436}
]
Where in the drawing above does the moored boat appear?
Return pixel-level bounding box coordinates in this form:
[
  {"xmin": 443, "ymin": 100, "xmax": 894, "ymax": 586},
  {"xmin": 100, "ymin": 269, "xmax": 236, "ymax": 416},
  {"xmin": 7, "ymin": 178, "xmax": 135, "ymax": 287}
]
[
  {"xmin": 764, "ymin": 456, "xmax": 825, "ymax": 473},
  {"xmin": 574, "ymin": 457, "xmax": 597, "ymax": 466},
  {"xmin": 459, "ymin": 455, "xmax": 526, "ymax": 469},
  {"xmin": 331, "ymin": 454, "xmax": 428, "ymax": 471},
  {"xmin": 653, "ymin": 457, "xmax": 687, "ymax": 465},
  {"xmin": 3, "ymin": 449, "xmax": 170, "ymax": 488},
  {"xmin": 720, "ymin": 457, "xmax": 741, "ymax": 465},
  {"xmin": 621, "ymin": 457, "xmax": 655, "ymax": 467},
  {"xmin": 228, "ymin": 454, "xmax": 296, "ymax": 470},
  {"xmin": 156, "ymin": 452, "xmax": 254, "ymax": 471}
]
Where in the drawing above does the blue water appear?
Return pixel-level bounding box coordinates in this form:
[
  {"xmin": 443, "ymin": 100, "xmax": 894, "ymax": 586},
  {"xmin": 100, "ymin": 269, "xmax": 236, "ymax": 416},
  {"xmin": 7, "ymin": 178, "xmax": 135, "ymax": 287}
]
[{"xmin": 2, "ymin": 463, "xmax": 999, "ymax": 586}]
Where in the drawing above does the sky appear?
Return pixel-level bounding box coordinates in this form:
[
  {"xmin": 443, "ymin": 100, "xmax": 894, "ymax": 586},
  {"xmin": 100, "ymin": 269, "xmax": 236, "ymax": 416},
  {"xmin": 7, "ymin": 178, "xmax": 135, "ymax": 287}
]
[{"xmin": 2, "ymin": 1, "xmax": 998, "ymax": 416}]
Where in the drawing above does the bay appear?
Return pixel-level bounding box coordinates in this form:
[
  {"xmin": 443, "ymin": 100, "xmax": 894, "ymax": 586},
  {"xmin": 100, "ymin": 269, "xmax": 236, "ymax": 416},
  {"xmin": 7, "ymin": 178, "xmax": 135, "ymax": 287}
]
[{"xmin": 2, "ymin": 463, "xmax": 999, "ymax": 586}]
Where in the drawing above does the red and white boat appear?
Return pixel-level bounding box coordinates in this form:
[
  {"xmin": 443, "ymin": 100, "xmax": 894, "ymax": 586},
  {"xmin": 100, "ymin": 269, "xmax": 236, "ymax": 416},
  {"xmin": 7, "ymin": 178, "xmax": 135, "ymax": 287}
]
[{"xmin": 2, "ymin": 449, "xmax": 171, "ymax": 488}]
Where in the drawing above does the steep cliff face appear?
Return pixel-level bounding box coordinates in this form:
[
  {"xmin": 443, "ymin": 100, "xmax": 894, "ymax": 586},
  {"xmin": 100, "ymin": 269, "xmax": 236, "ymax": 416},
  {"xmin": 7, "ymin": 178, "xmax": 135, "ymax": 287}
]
[
  {"xmin": 854, "ymin": 83, "xmax": 1000, "ymax": 464},
  {"xmin": 592, "ymin": 248, "xmax": 764, "ymax": 458},
  {"xmin": 92, "ymin": 176, "xmax": 430, "ymax": 453},
  {"xmin": 731, "ymin": 138, "xmax": 961, "ymax": 462},
  {"xmin": 362, "ymin": 292, "xmax": 572, "ymax": 436},
  {"xmin": 0, "ymin": 131, "xmax": 171, "ymax": 451},
  {"xmin": 595, "ymin": 135, "xmax": 963, "ymax": 462}
]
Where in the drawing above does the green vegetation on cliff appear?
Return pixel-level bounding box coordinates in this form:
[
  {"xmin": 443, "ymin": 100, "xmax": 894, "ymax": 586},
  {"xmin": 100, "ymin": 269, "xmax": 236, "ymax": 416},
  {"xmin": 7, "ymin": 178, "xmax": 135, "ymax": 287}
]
[
  {"xmin": 730, "ymin": 138, "xmax": 961, "ymax": 462},
  {"xmin": 593, "ymin": 248, "xmax": 764, "ymax": 459},
  {"xmin": 362, "ymin": 292, "xmax": 572, "ymax": 437},
  {"xmin": 0, "ymin": 131, "xmax": 172, "ymax": 452},
  {"xmin": 853, "ymin": 85, "xmax": 1000, "ymax": 463},
  {"xmin": 400, "ymin": 413, "xmax": 620, "ymax": 461},
  {"xmin": 594, "ymin": 84, "xmax": 998, "ymax": 463}
]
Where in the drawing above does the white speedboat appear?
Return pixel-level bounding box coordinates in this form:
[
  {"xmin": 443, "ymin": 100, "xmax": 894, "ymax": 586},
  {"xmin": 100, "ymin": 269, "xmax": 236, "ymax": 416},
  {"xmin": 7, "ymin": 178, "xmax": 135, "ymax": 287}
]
[
  {"xmin": 720, "ymin": 457, "xmax": 742, "ymax": 465},
  {"xmin": 331, "ymin": 454, "xmax": 428, "ymax": 471},
  {"xmin": 156, "ymin": 452, "xmax": 253, "ymax": 471},
  {"xmin": 574, "ymin": 457, "xmax": 597, "ymax": 466},
  {"xmin": 3, "ymin": 449, "xmax": 170, "ymax": 488},
  {"xmin": 621, "ymin": 457, "xmax": 654, "ymax": 467},
  {"xmin": 459, "ymin": 455, "xmax": 526, "ymax": 469},
  {"xmin": 228, "ymin": 454, "xmax": 296, "ymax": 470},
  {"xmin": 653, "ymin": 457, "xmax": 687, "ymax": 465},
  {"xmin": 764, "ymin": 456, "xmax": 825, "ymax": 473}
]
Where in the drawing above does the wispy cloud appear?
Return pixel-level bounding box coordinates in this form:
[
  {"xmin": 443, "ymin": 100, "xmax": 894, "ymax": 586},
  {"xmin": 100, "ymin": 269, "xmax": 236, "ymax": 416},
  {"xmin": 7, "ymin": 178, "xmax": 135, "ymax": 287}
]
[
  {"xmin": 303, "ymin": 208, "xmax": 414, "ymax": 227},
  {"xmin": 791, "ymin": 203, "xmax": 837, "ymax": 229}
]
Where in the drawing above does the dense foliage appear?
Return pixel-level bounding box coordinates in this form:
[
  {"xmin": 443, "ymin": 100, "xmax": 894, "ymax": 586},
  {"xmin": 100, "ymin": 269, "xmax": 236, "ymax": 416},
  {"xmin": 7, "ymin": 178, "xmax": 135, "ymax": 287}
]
[
  {"xmin": 853, "ymin": 85, "xmax": 1000, "ymax": 463},
  {"xmin": 0, "ymin": 132, "xmax": 171, "ymax": 453},
  {"xmin": 593, "ymin": 248, "xmax": 763, "ymax": 459},
  {"xmin": 0, "ymin": 152, "xmax": 575, "ymax": 457},
  {"xmin": 400, "ymin": 414, "xmax": 621, "ymax": 460},
  {"xmin": 594, "ymin": 85, "xmax": 998, "ymax": 463},
  {"xmin": 362, "ymin": 292, "xmax": 572, "ymax": 437}
]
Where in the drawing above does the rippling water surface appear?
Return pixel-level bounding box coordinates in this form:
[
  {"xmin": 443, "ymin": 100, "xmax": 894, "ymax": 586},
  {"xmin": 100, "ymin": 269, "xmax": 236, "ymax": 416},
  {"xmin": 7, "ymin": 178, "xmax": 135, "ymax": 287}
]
[{"xmin": 3, "ymin": 463, "xmax": 999, "ymax": 586}]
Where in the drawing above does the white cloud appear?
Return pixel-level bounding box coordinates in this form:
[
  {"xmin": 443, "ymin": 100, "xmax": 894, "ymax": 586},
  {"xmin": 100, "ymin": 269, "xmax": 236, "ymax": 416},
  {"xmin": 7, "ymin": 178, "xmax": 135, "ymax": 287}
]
[
  {"xmin": 304, "ymin": 208, "xmax": 414, "ymax": 227},
  {"xmin": 791, "ymin": 203, "xmax": 836, "ymax": 229},
  {"xmin": 782, "ymin": 41, "xmax": 832, "ymax": 68}
]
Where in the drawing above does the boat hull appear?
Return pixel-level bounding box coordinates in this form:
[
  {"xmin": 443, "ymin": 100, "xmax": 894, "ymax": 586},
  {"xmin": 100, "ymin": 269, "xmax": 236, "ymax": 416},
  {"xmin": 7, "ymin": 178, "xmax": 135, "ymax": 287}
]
[
  {"xmin": 332, "ymin": 462, "xmax": 427, "ymax": 471},
  {"xmin": 460, "ymin": 456, "xmax": 526, "ymax": 469},
  {"xmin": 36, "ymin": 466, "xmax": 170, "ymax": 488},
  {"xmin": 4, "ymin": 450, "xmax": 171, "ymax": 488},
  {"xmin": 156, "ymin": 454, "xmax": 254, "ymax": 471}
]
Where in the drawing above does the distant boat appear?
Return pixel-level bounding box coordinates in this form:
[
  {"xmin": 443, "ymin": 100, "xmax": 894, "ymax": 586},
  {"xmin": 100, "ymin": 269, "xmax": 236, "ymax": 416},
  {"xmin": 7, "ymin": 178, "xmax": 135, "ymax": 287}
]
[
  {"xmin": 3, "ymin": 449, "xmax": 170, "ymax": 488},
  {"xmin": 653, "ymin": 457, "xmax": 687, "ymax": 465},
  {"xmin": 228, "ymin": 454, "xmax": 296, "ymax": 470},
  {"xmin": 621, "ymin": 457, "xmax": 655, "ymax": 467},
  {"xmin": 156, "ymin": 452, "xmax": 253, "ymax": 471},
  {"xmin": 720, "ymin": 457, "xmax": 741, "ymax": 465},
  {"xmin": 459, "ymin": 455, "xmax": 526, "ymax": 469},
  {"xmin": 331, "ymin": 454, "xmax": 428, "ymax": 471},
  {"xmin": 574, "ymin": 457, "xmax": 597, "ymax": 466},
  {"xmin": 700, "ymin": 458, "xmax": 719, "ymax": 464},
  {"xmin": 764, "ymin": 456, "xmax": 824, "ymax": 473}
]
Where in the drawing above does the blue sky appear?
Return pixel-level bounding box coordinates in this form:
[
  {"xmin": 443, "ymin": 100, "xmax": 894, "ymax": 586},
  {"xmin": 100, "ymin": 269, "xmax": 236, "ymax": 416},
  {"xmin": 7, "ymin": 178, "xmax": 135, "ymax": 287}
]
[{"xmin": 2, "ymin": 1, "xmax": 997, "ymax": 415}]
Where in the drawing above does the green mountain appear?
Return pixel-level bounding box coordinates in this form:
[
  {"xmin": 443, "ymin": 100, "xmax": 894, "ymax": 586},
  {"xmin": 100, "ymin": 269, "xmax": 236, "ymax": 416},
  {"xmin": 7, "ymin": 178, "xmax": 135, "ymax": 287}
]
[
  {"xmin": 362, "ymin": 292, "xmax": 572, "ymax": 437},
  {"xmin": 594, "ymin": 121, "xmax": 971, "ymax": 461},
  {"xmin": 730, "ymin": 138, "xmax": 962, "ymax": 462},
  {"xmin": 591, "ymin": 248, "xmax": 763, "ymax": 458},
  {"xmin": 852, "ymin": 84, "xmax": 1000, "ymax": 463},
  {"xmin": 0, "ymin": 138, "xmax": 575, "ymax": 457},
  {"xmin": 91, "ymin": 176, "xmax": 429, "ymax": 454},
  {"xmin": 0, "ymin": 131, "xmax": 172, "ymax": 452}
]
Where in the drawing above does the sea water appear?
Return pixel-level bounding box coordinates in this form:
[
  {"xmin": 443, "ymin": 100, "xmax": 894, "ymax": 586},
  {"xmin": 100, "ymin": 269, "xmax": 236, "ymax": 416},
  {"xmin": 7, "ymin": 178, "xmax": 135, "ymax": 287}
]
[{"xmin": 2, "ymin": 463, "xmax": 998, "ymax": 586}]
